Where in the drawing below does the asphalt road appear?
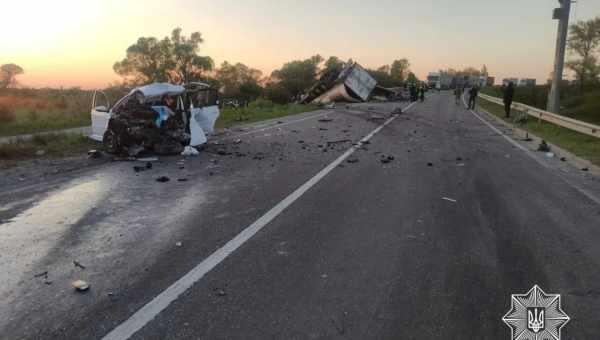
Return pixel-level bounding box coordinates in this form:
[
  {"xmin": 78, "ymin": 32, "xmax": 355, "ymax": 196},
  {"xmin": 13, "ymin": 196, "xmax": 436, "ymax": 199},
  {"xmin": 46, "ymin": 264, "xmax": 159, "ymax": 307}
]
[{"xmin": 2, "ymin": 92, "xmax": 600, "ymax": 339}]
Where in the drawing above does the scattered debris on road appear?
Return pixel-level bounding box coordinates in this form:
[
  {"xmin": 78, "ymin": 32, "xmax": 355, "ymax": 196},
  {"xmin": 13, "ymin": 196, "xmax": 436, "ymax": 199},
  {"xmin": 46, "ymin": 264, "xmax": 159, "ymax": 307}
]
[
  {"xmin": 427, "ymin": 162, "xmax": 434, "ymax": 167},
  {"xmin": 545, "ymin": 152, "xmax": 555, "ymax": 159},
  {"xmin": 442, "ymin": 197, "xmax": 457, "ymax": 203},
  {"xmin": 176, "ymin": 242, "xmax": 183, "ymax": 247},
  {"xmin": 347, "ymin": 157, "xmax": 359, "ymax": 164},
  {"xmin": 73, "ymin": 260, "xmax": 86, "ymax": 270},
  {"xmin": 156, "ymin": 176, "xmax": 170, "ymax": 183},
  {"xmin": 133, "ymin": 162, "xmax": 153, "ymax": 173},
  {"xmin": 181, "ymin": 146, "xmax": 200, "ymax": 156},
  {"xmin": 318, "ymin": 117, "xmax": 334, "ymax": 123},
  {"xmin": 72, "ymin": 280, "xmax": 90, "ymax": 292},
  {"xmin": 87, "ymin": 150, "xmax": 102, "ymax": 159},
  {"xmin": 380, "ymin": 155, "xmax": 395, "ymax": 164},
  {"xmin": 537, "ymin": 140, "xmax": 551, "ymax": 152}
]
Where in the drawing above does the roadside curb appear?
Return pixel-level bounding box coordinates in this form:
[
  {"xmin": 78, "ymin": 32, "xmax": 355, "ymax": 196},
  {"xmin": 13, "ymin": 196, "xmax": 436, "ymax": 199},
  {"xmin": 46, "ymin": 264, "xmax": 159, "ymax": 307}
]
[{"xmin": 475, "ymin": 104, "xmax": 600, "ymax": 177}]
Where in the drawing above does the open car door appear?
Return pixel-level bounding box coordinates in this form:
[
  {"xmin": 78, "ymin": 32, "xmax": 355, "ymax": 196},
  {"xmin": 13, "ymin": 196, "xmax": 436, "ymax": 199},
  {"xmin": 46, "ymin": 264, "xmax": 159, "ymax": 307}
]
[{"xmin": 90, "ymin": 90, "xmax": 111, "ymax": 142}]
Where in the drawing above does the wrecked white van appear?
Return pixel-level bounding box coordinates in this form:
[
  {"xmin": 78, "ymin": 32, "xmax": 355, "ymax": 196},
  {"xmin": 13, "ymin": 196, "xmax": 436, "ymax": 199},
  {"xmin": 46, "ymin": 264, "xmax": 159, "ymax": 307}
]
[{"xmin": 90, "ymin": 82, "xmax": 219, "ymax": 156}]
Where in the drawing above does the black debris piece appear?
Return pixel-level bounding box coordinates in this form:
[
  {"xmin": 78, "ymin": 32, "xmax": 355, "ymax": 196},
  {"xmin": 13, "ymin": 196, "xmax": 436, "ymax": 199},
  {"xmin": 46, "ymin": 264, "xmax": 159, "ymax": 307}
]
[
  {"xmin": 380, "ymin": 155, "xmax": 395, "ymax": 164},
  {"xmin": 427, "ymin": 162, "xmax": 433, "ymax": 167},
  {"xmin": 537, "ymin": 140, "xmax": 551, "ymax": 152},
  {"xmin": 560, "ymin": 157, "xmax": 567, "ymax": 162},
  {"xmin": 73, "ymin": 261, "xmax": 86, "ymax": 270},
  {"xmin": 156, "ymin": 176, "xmax": 170, "ymax": 183},
  {"xmin": 318, "ymin": 118, "xmax": 334, "ymax": 123},
  {"xmin": 347, "ymin": 158, "xmax": 359, "ymax": 164},
  {"xmin": 87, "ymin": 150, "xmax": 102, "ymax": 159},
  {"xmin": 177, "ymin": 178, "xmax": 188, "ymax": 182}
]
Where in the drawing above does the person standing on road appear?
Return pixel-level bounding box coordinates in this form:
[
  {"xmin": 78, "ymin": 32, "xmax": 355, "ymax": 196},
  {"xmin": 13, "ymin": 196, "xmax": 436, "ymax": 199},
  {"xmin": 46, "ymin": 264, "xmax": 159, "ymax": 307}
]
[
  {"xmin": 468, "ymin": 86, "xmax": 479, "ymax": 110},
  {"xmin": 454, "ymin": 86, "xmax": 463, "ymax": 105},
  {"xmin": 419, "ymin": 85, "xmax": 425, "ymax": 102},
  {"xmin": 503, "ymin": 82, "xmax": 515, "ymax": 118}
]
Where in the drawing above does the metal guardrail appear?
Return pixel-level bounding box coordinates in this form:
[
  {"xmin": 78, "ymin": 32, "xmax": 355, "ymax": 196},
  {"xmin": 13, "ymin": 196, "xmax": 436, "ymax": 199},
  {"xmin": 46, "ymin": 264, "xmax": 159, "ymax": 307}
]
[{"xmin": 479, "ymin": 93, "xmax": 600, "ymax": 139}]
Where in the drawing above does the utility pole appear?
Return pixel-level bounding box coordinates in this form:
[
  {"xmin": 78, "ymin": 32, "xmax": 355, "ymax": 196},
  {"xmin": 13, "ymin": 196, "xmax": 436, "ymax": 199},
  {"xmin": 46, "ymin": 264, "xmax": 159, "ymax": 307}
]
[{"xmin": 547, "ymin": 0, "xmax": 572, "ymax": 113}]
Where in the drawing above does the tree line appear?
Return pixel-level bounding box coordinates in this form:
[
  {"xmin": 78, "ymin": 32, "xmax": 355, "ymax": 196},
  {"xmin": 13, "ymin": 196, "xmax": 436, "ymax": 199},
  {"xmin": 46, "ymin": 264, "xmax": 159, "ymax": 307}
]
[{"xmin": 112, "ymin": 28, "xmax": 415, "ymax": 103}]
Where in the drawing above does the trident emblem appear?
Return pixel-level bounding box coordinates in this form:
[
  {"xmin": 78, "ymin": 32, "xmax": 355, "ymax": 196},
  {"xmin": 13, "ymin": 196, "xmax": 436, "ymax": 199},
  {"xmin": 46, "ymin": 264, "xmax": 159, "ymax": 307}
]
[{"xmin": 527, "ymin": 307, "xmax": 545, "ymax": 333}]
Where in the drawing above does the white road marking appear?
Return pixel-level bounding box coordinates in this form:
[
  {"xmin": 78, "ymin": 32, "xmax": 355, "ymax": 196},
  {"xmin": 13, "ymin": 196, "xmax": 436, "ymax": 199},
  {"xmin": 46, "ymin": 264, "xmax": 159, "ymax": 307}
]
[
  {"xmin": 101, "ymin": 101, "xmax": 417, "ymax": 340},
  {"xmin": 463, "ymin": 95, "xmax": 600, "ymax": 205}
]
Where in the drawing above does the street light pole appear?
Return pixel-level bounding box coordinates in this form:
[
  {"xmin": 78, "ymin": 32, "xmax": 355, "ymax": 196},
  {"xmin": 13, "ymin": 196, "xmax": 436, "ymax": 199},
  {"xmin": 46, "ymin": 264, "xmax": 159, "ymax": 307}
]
[{"xmin": 547, "ymin": 0, "xmax": 572, "ymax": 113}]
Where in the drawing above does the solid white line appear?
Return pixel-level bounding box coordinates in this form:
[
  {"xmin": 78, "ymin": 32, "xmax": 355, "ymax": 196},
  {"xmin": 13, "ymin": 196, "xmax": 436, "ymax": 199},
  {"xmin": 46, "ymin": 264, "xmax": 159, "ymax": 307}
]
[
  {"xmin": 101, "ymin": 101, "xmax": 417, "ymax": 340},
  {"xmin": 463, "ymin": 95, "xmax": 600, "ymax": 205}
]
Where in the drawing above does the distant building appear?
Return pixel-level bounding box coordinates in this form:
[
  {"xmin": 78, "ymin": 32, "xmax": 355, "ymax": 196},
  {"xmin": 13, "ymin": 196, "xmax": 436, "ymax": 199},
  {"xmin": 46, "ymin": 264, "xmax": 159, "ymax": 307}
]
[
  {"xmin": 518, "ymin": 78, "xmax": 536, "ymax": 87},
  {"xmin": 502, "ymin": 78, "xmax": 519, "ymax": 86}
]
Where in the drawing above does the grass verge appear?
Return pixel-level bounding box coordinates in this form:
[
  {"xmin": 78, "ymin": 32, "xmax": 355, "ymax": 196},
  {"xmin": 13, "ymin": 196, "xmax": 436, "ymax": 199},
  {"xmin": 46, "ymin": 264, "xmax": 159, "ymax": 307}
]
[
  {"xmin": 477, "ymin": 98, "xmax": 600, "ymax": 167},
  {"xmin": 216, "ymin": 101, "xmax": 318, "ymax": 129},
  {"xmin": 0, "ymin": 116, "xmax": 90, "ymax": 138},
  {"xmin": 0, "ymin": 133, "xmax": 98, "ymax": 168}
]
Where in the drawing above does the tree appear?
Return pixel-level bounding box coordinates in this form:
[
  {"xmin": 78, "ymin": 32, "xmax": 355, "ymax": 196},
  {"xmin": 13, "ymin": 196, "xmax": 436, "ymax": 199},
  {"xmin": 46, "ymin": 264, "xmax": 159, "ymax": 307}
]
[
  {"xmin": 481, "ymin": 65, "xmax": 489, "ymax": 77},
  {"xmin": 323, "ymin": 56, "xmax": 345, "ymax": 74},
  {"xmin": 215, "ymin": 61, "xmax": 263, "ymax": 100},
  {"xmin": 269, "ymin": 55, "xmax": 323, "ymax": 100},
  {"xmin": 566, "ymin": 17, "xmax": 600, "ymax": 91},
  {"xmin": 406, "ymin": 72, "xmax": 418, "ymax": 84},
  {"xmin": 390, "ymin": 59, "xmax": 410, "ymax": 83},
  {"xmin": 114, "ymin": 28, "xmax": 213, "ymax": 85},
  {"xmin": 0, "ymin": 64, "xmax": 24, "ymax": 89},
  {"xmin": 170, "ymin": 28, "xmax": 214, "ymax": 84}
]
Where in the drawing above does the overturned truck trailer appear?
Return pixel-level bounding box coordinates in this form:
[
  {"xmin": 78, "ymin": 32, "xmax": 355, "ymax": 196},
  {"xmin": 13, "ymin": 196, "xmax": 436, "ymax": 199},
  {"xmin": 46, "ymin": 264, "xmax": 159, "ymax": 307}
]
[{"xmin": 302, "ymin": 63, "xmax": 377, "ymax": 104}]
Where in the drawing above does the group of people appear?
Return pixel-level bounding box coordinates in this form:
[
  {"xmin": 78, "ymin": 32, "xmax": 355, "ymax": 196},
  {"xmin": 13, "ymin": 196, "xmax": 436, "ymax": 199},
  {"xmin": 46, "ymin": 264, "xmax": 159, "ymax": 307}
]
[
  {"xmin": 451, "ymin": 82, "xmax": 514, "ymax": 117},
  {"xmin": 409, "ymin": 83, "xmax": 426, "ymax": 102},
  {"xmin": 453, "ymin": 86, "xmax": 479, "ymax": 109}
]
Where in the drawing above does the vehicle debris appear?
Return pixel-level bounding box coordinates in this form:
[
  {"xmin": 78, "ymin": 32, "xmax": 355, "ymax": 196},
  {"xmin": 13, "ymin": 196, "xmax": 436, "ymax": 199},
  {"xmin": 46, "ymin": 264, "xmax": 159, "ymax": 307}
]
[
  {"xmin": 537, "ymin": 140, "xmax": 551, "ymax": 152},
  {"xmin": 177, "ymin": 178, "xmax": 188, "ymax": 182},
  {"xmin": 560, "ymin": 157, "xmax": 567, "ymax": 162},
  {"xmin": 175, "ymin": 242, "xmax": 183, "ymax": 247},
  {"xmin": 318, "ymin": 117, "xmax": 334, "ymax": 123},
  {"xmin": 302, "ymin": 63, "xmax": 378, "ymax": 105},
  {"xmin": 427, "ymin": 162, "xmax": 434, "ymax": 167},
  {"xmin": 91, "ymin": 82, "xmax": 220, "ymax": 156},
  {"xmin": 156, "ymin": 176, "xmax": 170, "ymax": 183},
  {"xmin": 34, "ymin": 271, "xmax": 48, "ymax": 278},
  {"xmin": 73, "ymin": 260, "xmax": 86, "ymax": 270},
  {"xmin": 442, "ymin": 197, "xmax": 457, "ymax": 203},
  {"xmin": 133, "ymin": 162, "xmax": 153, "ymax": 173},
  {"xmin": 380, "ymin": 155, "xmax": 395, "ymax": 164},
  {"xmin": 181, "ymin": 146, "xmax": 200, "ymax": 156},
  {"xmin": 72, "ymin": 280, "xmax": 90, "ymax": 292},
  {"xmin": 347, "ymin": 157, "xmax": 359, "ymax": 164},
  {"xmin": 87, "ymin": 150, "xmax": 102, "ymax": 159},
  {"xmin": 545, "ymin": 152, "xmax": 555, "ymax": 158}
]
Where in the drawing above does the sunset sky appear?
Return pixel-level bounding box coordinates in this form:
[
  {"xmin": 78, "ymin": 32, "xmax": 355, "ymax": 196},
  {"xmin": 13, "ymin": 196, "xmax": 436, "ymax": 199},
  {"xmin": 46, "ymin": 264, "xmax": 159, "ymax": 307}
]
[{"xmin": 1, "ymin": 0, "xmax": 600, "ymax": 89}]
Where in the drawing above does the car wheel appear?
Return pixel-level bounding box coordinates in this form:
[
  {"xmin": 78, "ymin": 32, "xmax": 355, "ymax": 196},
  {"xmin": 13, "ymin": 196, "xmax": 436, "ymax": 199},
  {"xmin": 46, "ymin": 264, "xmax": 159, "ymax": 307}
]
[{"xmin": 103, "ymin": 129, "xmax": 121, "ymax": 154}]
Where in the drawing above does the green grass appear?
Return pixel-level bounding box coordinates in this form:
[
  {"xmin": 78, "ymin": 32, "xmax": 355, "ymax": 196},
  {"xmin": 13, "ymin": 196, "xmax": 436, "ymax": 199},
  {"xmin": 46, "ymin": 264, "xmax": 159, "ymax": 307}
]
[
  {"xmin": 478, "ymin": 98, "xmax": 600, "ymax": 166},
  {"xmin": 0, "ymin": 112, "xmax": 90, "ymax": 137},
  {"xmin": 216, "ymin": 100, "xmax": 318, "ymax": 128},
  {"xmin": 0, "ymin": 133, "xmax": 97, "ymax": 166}
]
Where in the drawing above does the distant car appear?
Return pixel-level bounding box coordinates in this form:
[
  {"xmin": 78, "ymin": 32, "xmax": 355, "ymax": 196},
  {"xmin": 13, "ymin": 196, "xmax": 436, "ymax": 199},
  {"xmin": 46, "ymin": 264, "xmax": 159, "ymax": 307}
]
[{"xmin": 90, "ymin": 82, "xmax": 220, "ymax": 156}]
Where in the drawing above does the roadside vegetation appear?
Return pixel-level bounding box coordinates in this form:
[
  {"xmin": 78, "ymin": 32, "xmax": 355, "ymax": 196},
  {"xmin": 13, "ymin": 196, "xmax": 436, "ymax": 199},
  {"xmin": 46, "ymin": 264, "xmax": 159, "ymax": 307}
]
[
  {"xmin": 0, "ymin": 133, "xmax": 97, "ymax": 168},
  {"xmin": 216, "ymin": 99, "xmax": 318, "ymax": 128},
  {"xmin": 477, "ymin": 98, "xmax": 600, "ymax": 167}
]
